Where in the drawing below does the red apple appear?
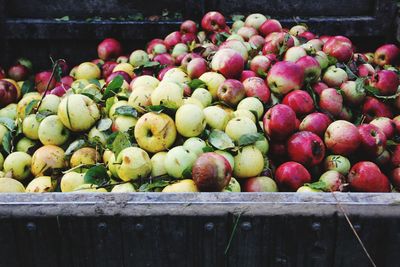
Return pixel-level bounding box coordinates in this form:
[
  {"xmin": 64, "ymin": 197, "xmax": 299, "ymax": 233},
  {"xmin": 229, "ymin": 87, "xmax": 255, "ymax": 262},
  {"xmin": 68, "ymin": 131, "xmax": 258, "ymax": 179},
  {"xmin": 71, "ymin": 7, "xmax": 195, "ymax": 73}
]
[
  {"xmin": 298, "ymin": 31, "xmax": 316, "ymax": 41},
  {"xmin": 362, "ymin": 97, "xmax": 393, "ymax": 122},
  {"xmin": 391, "ymin": 145, "xmax": 400, "ymax": 167},
  {"xmin": 242, "ymin": 176, "xmax": 277, "ymax": 192},
  {"xmin": 249, "ymin": 35, "xmax": 265, "ymax": 50},
  {"xmin": 373, "ymin": 150, "xmax": 391, "ymax": 167},
  {"xmin": 0, "ymin": 67, "xmax": 5, "ymax": 79},
  {"xmin": 263, "ymin": 104, "xmax": 297, "ymax": 140},
  {"xmin": 324, "ymin": 120, "xmax": 360, "ymax": 155},
  {"xmin": 157, "ymin": 66, "xmax": 174, "ymax": 80},
  {"xmin": 35, "ymin": 71, "xmax": 57, "ymax": 93},
  {"xmin": 211, "ymin": 48, "xmax": 244, "ymax": 79},
  {"xmin": 259, "ymin": 19, "xmax": 282, "ymax": 37},
  {"xmin": 192, "ymin": 152, "xmax": 232, "ymax": 192},
  {"xmin": 237, "ymin": 26, "xmax": 258, "ymax": 41},
  {"xmin": 240, "ymin": 70, "xmax": 257, "ymax": 82},
  {"xmin": 323, "ymin": 36, "xmax": 353, "ymax": 62},
  {"xmin": 181, "ymin": 33, "xmax": 197, "ymax": 44},
  {"xmin": 242, "ymin": 77, "xmax": 271, "ymax": 103},
  {"xmin": 319, "ymin": 88, "xmax": 343, "ymax": 117},
  {"xmin": 102, "ymin": 61, "xmax": 118, "ymax": 79},
  {"xmin": 250, "ymin": 55, "xmax": 271, "ymax": 77},
  {"xmin": 266, "ymin": 61, "xmax": 304, "ymax": 95},
  {"xmin": 181, "ymin": 53, "xmax": 202, "ymax": 70},
  {"xmin": 217, "ymin": 79, "xmax": 246, "ymax": 106},
  {"xmin": 201, "ymin": 11, "xmax": 226, "ymax": 32},
  {"xmin": 287, "ymin": 131, "xmax": 325, "ymax": 167},
  {"xmin": 153, "ymin": 53, "xmax": 175, "ymax": 66},
  {"xmin": 60, "ymin": 76, "xmax": 74, "ymax": 87},
  {"xmin": 180, "ymin": 20, "xmax": 197, "ymax": 34},
  {"xmin": 295, "ymin": 55, "xmax": 321, "ymax": 83},
  {"xmin": 374, "ymin": 44, "xmax": 400, "ymax": 67},
  {"xmin": 48, "ymin": 84, "xmax": 70, "ymax": 97},
  {"xmin": 358, "ymin": 124, "xmax": 387, "ymax": 157},
  {"xmin": 312, "ymin": 82, "xmax": 329, "ymax": 95},
  {"xmin": 282, "ymin": 90, "xmax": 314, "ymax": 116},
  {"xmin": 348, "ymin": 161, "xmax": 390, "ymax": 192},
  {"xmin": 275, "ymin": 162, "xmax": 311, "ymax": 191},
  {"xmin": 340, "ymin": 81, "xmax": 366, "ymax": 106},
  {"xmin": 370, "ymin": 117, "xmax": 396, "ymax": 139},
  {"xmin": 106, "ymin": 71, "xmax": 132, "ymax": 84},
  {"xmin": 358, "ymin": 63, "xmax": 375, "ymax": 78},
  {"xmin": 369, "ymin": 70, "xmax": 399, "ymax": 96},
  {"xmin": 392, "ymin": 115, "xmax": 400, "ymax": 134},
  {"xmin": 390, "ymin": 167, "xmax": 400, "ymax": 191},
  {"xmin": 8, "ymin": 64, "xmax": 29, "ymax": 81},
  {"xmin": 269, "ymin": 141, "xmax": 287, "ymax": 161},
  {"xmin": 187, "ymin": 58, "xmax": 207, "ymax": 79},
  {"xmin": 97, "ymin": 38, "xmax": 122, "ymax": 61},
  {"xmin": 0, "ymin": 79, "xmax": 19, "ymax": 107},
  {"xmin": 146, "ymin": 39, "xmax": 166, "ymax": 54},
  {"xmin": 164, "ymin": 31, "xmax": 182, "ymax": 50},
  {"xmin": 299, "ymin": 112, "xmax": 332, "ymax": 138}
]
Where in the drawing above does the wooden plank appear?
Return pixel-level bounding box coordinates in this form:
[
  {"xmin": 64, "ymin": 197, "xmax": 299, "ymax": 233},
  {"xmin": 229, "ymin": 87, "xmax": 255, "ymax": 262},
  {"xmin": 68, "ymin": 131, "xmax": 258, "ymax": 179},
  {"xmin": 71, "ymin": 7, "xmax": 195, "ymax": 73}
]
[{"xmin": 0, "ymin": 219, "xmax": 18, "ymax": 267}]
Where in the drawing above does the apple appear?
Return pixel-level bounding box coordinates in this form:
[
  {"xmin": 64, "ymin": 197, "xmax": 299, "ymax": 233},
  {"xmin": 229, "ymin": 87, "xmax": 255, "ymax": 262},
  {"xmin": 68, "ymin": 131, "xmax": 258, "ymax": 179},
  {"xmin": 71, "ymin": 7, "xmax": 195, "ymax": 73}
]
[
  {"xmin": 324, "ymin": 120, "xmax": 360, "ymax": 155},
  {"xmin": 108, "ymin": 100, "xmax": 129, "ymax": 119},
  {"xmin": 128, "ymin": 86, "xmax": 152, "ymax": 113},
  {"xmin": 319, "ymin": 170, "xmax": 345, "ymax": 192},
  {"xmin": 112, "ymin": 116, "xmax": 138, "ymax": 132},
  {"xmin": 38, "ymin": 94, "xmax": 61, "ymax": 113},
  {"xmin": 58, "ymin": 94, "xmax": 100, "ymax": 132},
  {"xmin": 201, "ymin": 11, "xmax": 226, "ymax": 32},
  {"xmin": 181, "ymin": 53, "xmax": 201, "ymax": 70},
  {"xmin": 38, "ymin": 115, "xmax": 70, "ymax": 146},
  {"xmin": 162, "ymin": 179, "xmax": 199, "ymax": 193},
  {"xmin": 164, "ymin": 146, "xmax": 197, "ymax": 178},
  {"xmin": 237, "ymin": 26, "xmax": 258, "ymax": 41},
  {"xmin": 113, "ymin": 63, "xmax": 134, "ymax": 77},
  {"xmin": 75, "ymin": 62, "xmax": 101, "ymax": 80},
  {"xmin": 101, "ymin": 61, "xmax": 117, "ymax": 79},
  {"xmin": 31, "ymin": 145, "xmax": 66, "ymax": 176},
  {"xmin": 97, "ymin": 38, "xmax": 122, "ymax": 61},
  {"xmin": 175, "ymin": 104, "xmax": 206, "ymax": 137},
  {"xmin": 203, "ymin": 106, "xmax": 229, "ymax": 130},
  {"xmin": 150, "ymin": 152, "xmax": 168, "ymax": 177},
  {"xmin": 0, "ymin": 178, "xmax": 25, "ymax": 193},
  {"xmin": 8, "ymin": 64, "xmax": 29, "ymax": 81},
  {"xmin": 374, "ymin": 44, "xmax": 400, "ymax": 66},
  {"xmin": 3, "ymin": 152, "xmax": 32, "ymax": 180},
  {"xmin": 362, "ymin": 97, "xmax": 393, "ymax": 122},
  {"xmin": 244, "ymin": 13, "xmax": 267, "ymax": 30},
  {"xmin": 298, "ymin": 31, "xmax": 316, "ymax": 41},
  {"xmin": 180, "ymin": 20, "xmax": 197, "ymax": 34},
  {"xmin": 106, "ymin": 71, "xmax": 132, "ymax": 84},
  {"xmin": 370, "ymin": 117, "xmax": 395, "ymax": 139},
  {"xmin": 358, "ymin": 63, "xmax": 375, "ymax": 78},
  {"xmin": 284, "ymin": 46, "xmax": 307, "ymax": 62},
  {"xmin": 259, "ymin": 19, "xmax": 282, "ymax": 37},
  {"xmin": 111, "ymin": 183, "xmax": 136, "ymax": 192},
  {"xmin": 233, "ymin": 146, "xmax": 264, "ymax": 178},
  {"xmin": 394, "ymin": 115, "xmax": 400, "ymax": 134},
  {"xmin": 222, "ymin": 177, "xmax": 241, "ymax": 192},
  {"xmin": 216, "ymin": 79, "xmax": 246, "ymax": 106},
  {"xmin": 70, "ymin": 147, "xmax": 101, "ymax": 168},
  {"xmin": 26, "ymin": 176, "xmax": 57, "ymax": 193},
  {"xmin": 191, "ymin": 88, "xmax": 212, "ymax": 107},
  {"xmin": 314, "ymin": 51, "xmax": 330, "ymax": 70},
  {"xmin": 374, "ymin": 149, "xmax": 391, "ymax": 167},
  {"xmin": 151, "ymin": 81, "xmax": 184, "ymax": 109},
  {"xmin": 21, "ymin": 114, "xmax": 40, "ymax": 140},
  {"xmin": 187, "ymin": 58, "xmax": 207, "ymax": 79},
  {"xmin": 225, "ymin": 117, "xmax": 257, "ymax": 142},
  {"xmin": 275, "ymin": 161, "xmax": 311, "ymax": 191},
  {"xmin": 339, "ymin": 81, "xmax": 366, "ymax": 106},
  {"xmin": 303, "ymin": 39, "xmax": 324, "ymax": 52},
  {"xmin": 73, "ymin": 184, "xmax": 107, "ymax": 193},
  {"xmin": 199, "ymin": 72, "xmax": 226, "ymax": 99},
  {"xmin": 0, "ymin": 79, "xmax": 19, "ymax": 107},
  {"xmin": 134, "ymin": 112, "xmax": 176, "ymax": 153},
  {"xmin": 319, "ymin": 88, "xmax": 343, "ymax": 117},
  {"xmin": 171, "ymin": 43, "xmax": 188, "ymax": 59},
  {"xmin": 164, "ymin": 31, "xmax": 182, "ymax": 49},
  {"xmin": 15, "ymin": 137, "xmax": 37, "ymax": 154},
  {"xmin": 240, "ymin": 70, "xmax": 257, "ymax": 82},
  {"xmin": 287, "ymin": 131, "xmax": 325, "ymax": 167},
  {"xmin": 391, "ymin": 167, "xmax": 400, "ymax": 191},
  {"xmin": 183, "ymin": 137, "xmax": 206, "ymax": 156},
  {"xmin": 289, "ymin": 25, "xmax": 307, "ymax": 36},
  {"xmin": 236, "ymin": 97, "xmax": 264, "ymax": 119},
  {"xmin": 88, "ymin": 126, "xmax": 108, "ymax": 146},
  {"xmin": 131, "ymin": 75, "xmax": 159, "ymax": 91},
  {"xmin": 114, "ymin": 147, "xmax": 151, "ymax": 182},
  {"xmin": 0, "ymin": 103, "xmax": 17, "ymax": 119},
  {"xmin": 263, "ymin": 104, "xmax": 297, "ymax": 140},
  {"xmin": 34, "ymin": 71, "xmax": 57, "ymax": 93},
  {"xmin": 323, "ymin": 36, "xmax": 353, "ymax": 62},
  {"xmin": 129, "ymin": 49, "xmax": 149, "ymax": 68},
  {"xmin": 242, "ymin": 77, "xmax": 271, "ymax": 103},
  {"xmin": 348, "ymin": 161, "xmax": 390, "ymax": 192},
  {"xmin": 324, "ymin": 155, "xmax": 351, "ymax": 175},
  {"xmin": 233, "ymin": 109, "xmax": 256, "ymax": 123},
  {"xmin": 297, "ymin": 186, "xmax": 322, "ymax": 193},
  {"xmin": 249, "ymin": 35, "xmax": 266, "ymax": 50},
  {"xmin": 211, "ymin": 49, "xmax": 244, "ymax": 79},
  {"xmin": 0, "ymin": 67, "xmax": 5, "ymax": 79},
  {"xmin": 250, "ymin": 55, "xmax": 271, "ymax": 77},
  {"xmin": 391, "ymin": 145, "xmax": 400, "ymax": 167},
  {"xmin": 295, "ymin": 55, "xmax": 321, "ymax": 83},
  {"xmin": 369, "ymin": 70, "xmax": 399, "ymax": 96},
  {"xmin": 242, "ymin": 176, "xmax": 278, "ymax": 192},
  {"xmin": 282, "ymin": 90, "xmax": 314, "ymax": 116},
  {"xmin": 322, "ymin": 66, "xmax": 348, "ymax": 87},
  {"xmin": 358, "ymin": 124, "xmax": 387, "ymax": 157},
  {"xmin": 267, "ymin": 61, "xmax": 304, "ymax": 95}
]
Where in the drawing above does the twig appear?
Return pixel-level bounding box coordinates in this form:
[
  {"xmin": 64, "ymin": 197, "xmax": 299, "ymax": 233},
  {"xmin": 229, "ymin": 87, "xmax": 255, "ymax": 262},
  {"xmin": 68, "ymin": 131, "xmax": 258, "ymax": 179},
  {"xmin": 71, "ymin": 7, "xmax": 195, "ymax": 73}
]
[
  {"xmin": 224, "ymin": 212, "xmax": 243, "ymax": 255},
  {"xmin": 331, "ymin": 192, "xmax": 377, "ymax": 267}
]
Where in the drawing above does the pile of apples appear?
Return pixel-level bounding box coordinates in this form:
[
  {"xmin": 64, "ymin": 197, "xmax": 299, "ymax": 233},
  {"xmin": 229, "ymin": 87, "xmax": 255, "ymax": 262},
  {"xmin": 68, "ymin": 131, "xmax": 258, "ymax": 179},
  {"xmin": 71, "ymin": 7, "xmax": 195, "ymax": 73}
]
[{"xmin": 0, "ymin": 11, "xmax": 399, "ymax": 193}]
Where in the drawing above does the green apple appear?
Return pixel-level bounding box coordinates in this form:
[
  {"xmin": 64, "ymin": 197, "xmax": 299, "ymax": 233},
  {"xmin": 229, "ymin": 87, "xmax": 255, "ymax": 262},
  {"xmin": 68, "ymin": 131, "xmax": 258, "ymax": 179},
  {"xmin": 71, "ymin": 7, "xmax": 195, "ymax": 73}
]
[
  {"xmin": 0, "ymin": 178, "xmax": 25, "ymax": 192},
  {"xmin": 162, "ymin": 68, "xmax": 190, "ymax": 84},
  {"xmin": 111, "ymin": 183, "xmax": 136, "ymax": 192},
  {"xmin": 3, "ymin": 152, "xmax": 32, "ymax": 180},
  {"xmin": 183, "ymin": 97, "xmax": 204, "ymax": 109},
  {"xmin": 75, "ymin": 62, "xmax": 101, "ymax": 80},
  {"xmin": 61, "ymin": 171, "xmax": 85, "ymax": 192},
  {"xmin": 16, "ymin": 137, "xmax": 37, "ymax": 153},
  {"xmin": 203, "ymin": 106, "xmax": 229, "ymax": 130},
  {"xmin": 183, "ymin": 138, "xmax": 206, "ymax": 156},
  {"xmin": 215, "ymin": 150, "xmax": 235, "ymax": 169},
  {"xmin": 38, "ymin": 94, "xmax": 60, "ymax": 113},
  {"xmin": 58, "ymin": 94, "xmax": 100, "ymax": 132},
  {"xmin": 70, "ymin": 147, "xmax": 100, "ymax": 168},
  {"xmin": 105, "ymin": 151, "xmax": 119, "ymax": 178},
  {"xmin": 233, "ymin": 146, "xmax": 264, "ymax": 178},
  {"xmin": 130, "ymin": 75, "xmax": 159, "ymax": 91},
  {"xmin": 162, "ymin": 179, "xmax": 199, "ymax": 192},
  {"xmin": 237, "ymin": 97, "xmax": 264, "ymax": 119},
  {"xmin": 38, "ymin": 115, "xmax": 70, "ymax": 146},
  {"xmin": 109, "ymin": 100, "xmax": 129, "ymax": 119},
  {"xmin": 22, "ymin": 114, "xmax": 40, "ymax": 140},
  {"xmin": 0, "ymin": 103, "xmax": 17, "ymax": 120},
  {"xmin": 134, "ymin": 112, "xmax": 177, "ymax": 153},
  {"xmin": 222, "ymin": 177, "xmax": 241, "ymax": 192},
  {"xmin": 323, "ymin": 155, "xmax": 351, "ymax": 175},
  {"xmin": 199, "ymin": 72, "xmax": 226, "ymax": 99},
  {"xmin": 112, "ymin": 115, "xmax": 137, "ymax": 132},
  {"xmin": 31, "ymin": 145, "xmax": 66, "ymax": 177},
  {"xmin": 17, "ymin": 92, "xmax": 41, "ymax": 119},
  {"xmin": 25, "ymin": 176, "xmax": 57, "ymax": 193},
  {"xmin": 0, "ymin": 124, "xmax": 8, "ymax": 145},
  {"xmin": 88, "ymin": 126, "xmax": 107, "ymax": 146},
  {"xmin": 128, "ymin": 86, "xmax": 152, "ymax": 113},
  {"xmin": 164, "ymin": 146, "xmax": 197, "ymax": 178},
  {"xmin": 175, "ymin": 104, "xmax": 206, "ymax": 137},
  {"xmin": 129, "ymin": 50, "xmax": 149, "ymax": 68},
  {"xmin": 115, "ymin": 147, "xmax": 152, "ymax": 182},
  {"xmin": 233, "ymin": 109, "xmax": 256, "ymax": 123},
  {"xmin": 151, "ymin": 81, "xmax": 184, "ymax": 109},
  {"xmin": 254, "ymin": 136, "xmax": 269, "ymax": 155},
  {"xmin": 225, "ymin": 117, "xmax": 257, "ymax": 142},
  {"xmin": 150, "ymin": 152, "xmax": 168, "ymax": 177},
  {"xmin": 191, "ymin": 88, "xmax": 212, "ymax": 107}
]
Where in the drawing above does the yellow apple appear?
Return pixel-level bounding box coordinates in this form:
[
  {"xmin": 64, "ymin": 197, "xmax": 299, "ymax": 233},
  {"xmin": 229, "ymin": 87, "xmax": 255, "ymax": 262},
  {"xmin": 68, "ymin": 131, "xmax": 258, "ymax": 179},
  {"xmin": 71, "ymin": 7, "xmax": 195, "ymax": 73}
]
[
  {"xmin": 162, "ymin": 179, "xmax": 199, "ymax": 192},
  {"xmin": 191, "ymin": 88, "xmax": 212, "ymax": 107},
  {"xmin": 175, "ymin": 104, "xmax": 206, "ymax": 137},
  {"xmin": 233, "ymin": 146, "xmax": 264, "ymax": 178},
  {"xmin": 150, "ymin": 152, "xmax": 168, "ymax": 177},
  {"xmin": 75, "ymin": 62, "xmax": 101, "ymax": 80},
  {"xmin": 225, "ymin": 117, "xmax": 257, "ymax": 141},
  {"xmin": 17, "ymin": 92, "xmax": 41, "ymax": 119},
  {"xmin": 113, "ymin": 63, "xmax": 134, "ymax": 77},
  {"xmin": 237, "ymin": 97, "xmax": 264, "ymax": 119},
  {"xmin": 203, "ymin": 106, "xmax": 229, "ymax": 130},
  {"xmin": 164, "ymin": 146, "xmax": 197, "ymax": 178},
  {"xmin": 3, "ymin": 152, "xmax": 32, "ymax": 180},
  {"xmin": 25, "ymin": 176, "xmax": 57, "ymax": 192},
  {"xmin": 0, "ymin": 103, "xmax": 17, "ymax": 120},
  {"xmin": 38, "ymin": 94, "xmax": 61, "ymax": 113},
  {"xmin": 0, "ymin": 178, "xmax": 25, "ymax": 192},
  {"xmin": 61, "ymin": 171, "xmax": 85, "ymax": 192},
  {"xmin": 162, "ymin": 68, "xmax": 191, "ymax": 84},
  {"xmin": 199, "ymin": 72, "xmax": 226, "ymax": 99},
  {"xmin": 22, "ymin": 114, "xmax": 40, "ymax": 140},
  {"xmin": 130, "ymin": 75, "xmax": 159, "ymax": 91},
  {"xmin": 151, "ymin": 81, "xmax": 184, "ymax": 109},
  {"xmin": 31, "ymin": 145, "xmax": 66, "ymax": 177},
  {"xmin": 128, "ymin": 86, "xmax": 152, "ymax": 113},
  {"xmin": 111, "ymin": 183, "xmax": 136, "ymax": 192},
  {"xmin": 115, "ymin": 147, "xmax": 152, "ymax": 181},
  {"xmin": 183, "ymin": 137, "xmax": 207, "ymax": 156},
  {"xmin": 38, "ymin": 115, "xmax": 70, "ymax": 146},
  {"xmin": 70, "ymin": 147, "xmax": 100, "ymax": 168}
]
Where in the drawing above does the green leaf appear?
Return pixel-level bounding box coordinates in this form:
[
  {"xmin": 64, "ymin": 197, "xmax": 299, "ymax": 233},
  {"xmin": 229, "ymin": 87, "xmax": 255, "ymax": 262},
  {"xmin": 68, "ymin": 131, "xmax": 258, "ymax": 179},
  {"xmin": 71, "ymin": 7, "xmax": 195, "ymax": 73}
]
[
  {"xmin": 208, "ymin": 130, "xmax": 235, "ymax": 150},
  {"xmin": 202, "ymin": 146, "xmax": 214, "ymax": 153},
  {"xmin": 387, "ymin": 140, "xmax": 400, "ymax": 147},
  {"xmin": 139, "ymin": 180, "xmax": 170, "ymax": 192},
  {"xmin": 21, "ymin": 80, "xmax": 35, "ymax": 95},
  {"xmin": 97, "ymin": 118, "xmax": 113, "ymax": 132},
  {"xmin": 1, "ymin": 131, "xmax": 12, "ymax": 155},
  {"xmin": 88, "ymin": 79, "xmax": 101, "ymax": 88},
  {"xmin": 55, "ymin": 16, "xmax": 70, "ymax": 21},
  {"xmin": 65, "ymin": 139, "xmax": 86, "ymax": 156},
  {"xmin": 188, "ymin": 79, "xmax": 207, "ymax": 91},
  {"xmin": 364, "ymin": 85, "xmax": 380, "ymax": 95},
  {"xmin": 25, "ymin": 99, "xmax": 39, "ymax": 116},
  {"xmin": 342, "ymin": 64, "xmax": 358, "ymax": 80},
  {"xmin": 182, "ymin": 166, "xmax": 192, "ymax": 179},
  {"xmin": 146, "ymin": 105, "xmax": 166, "ymax": 113},
  {"xmin": 84, "ymin": 165, "xmax": 110, "ymax": 185},
  {"xmin": 237, "ymin": 133, "xmax": 264, "ymax": 146},
  {"xmin": 80, "ymin": 87, "xmax": 103, "ymax": 103},
  {"xmin": 306, "ymin": 181, "xmax": 327, "ymax": 191},
  {"xmin": 143, "ymin": 61, "xmax": 160, "ymax": 68},
  {"xmin": 231, "ymin": 15, "xmax": 245, "ymax": 21},
  {"xmin": 35, "ymin": 110, "xmax": 54, "ymax": 122},
  {"xmin": 111, "ymin": 132, "xmax": 132, "ymax": 157},
  {"xmin": 115, "ymin": 106, "xmax": 138, "ymax": 118},
  {"xmin": 105, "ymin": 97, "xmax": 116, "ymax": 115},
  {"xmin": 0, "ymin": 118, "xmax": 16, "ymax": 131},
  {"xmin": 102, "ymin": 75, "xmax": 124, "ymax": 100},
  {"xmin": 327, "ymin": 56, "xmax": 338, "ymax": 66}
]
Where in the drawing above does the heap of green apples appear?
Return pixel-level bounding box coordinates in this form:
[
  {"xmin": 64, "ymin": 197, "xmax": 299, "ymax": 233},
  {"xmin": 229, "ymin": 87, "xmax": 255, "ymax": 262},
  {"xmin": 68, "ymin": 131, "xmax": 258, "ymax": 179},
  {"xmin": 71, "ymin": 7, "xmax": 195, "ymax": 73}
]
[{"xmin": 0, "ymin": 11, "xmax": 399, "ymax": 193}]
